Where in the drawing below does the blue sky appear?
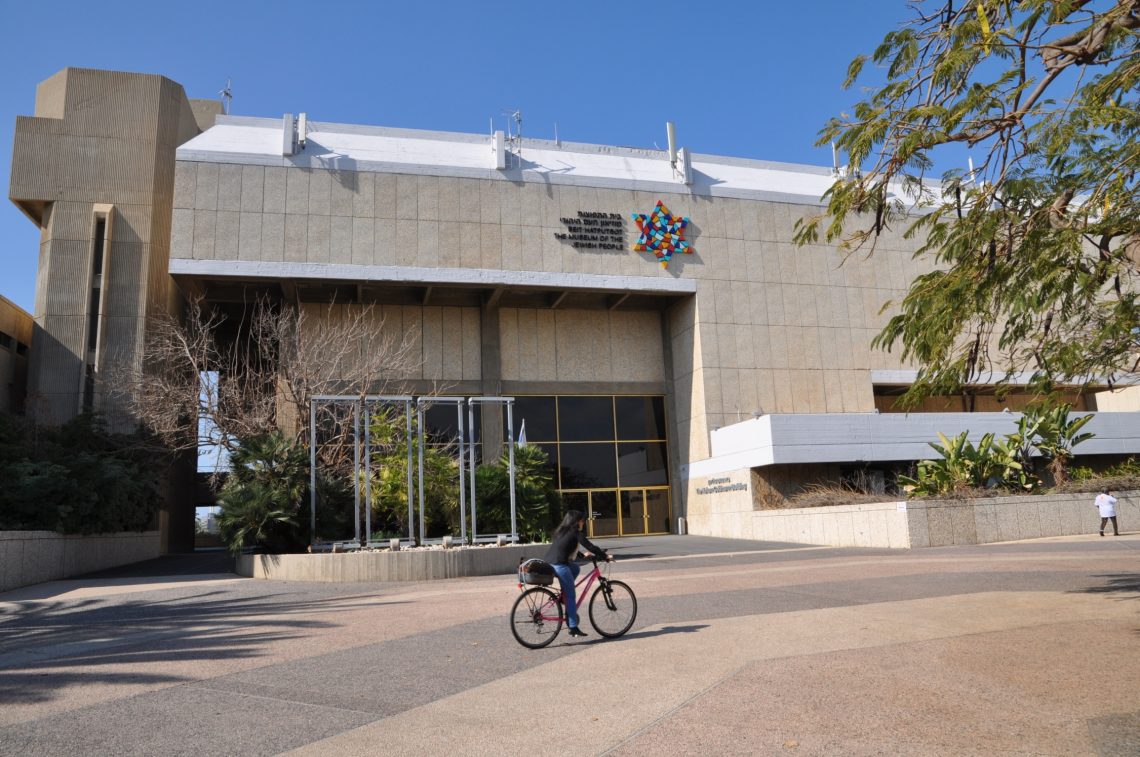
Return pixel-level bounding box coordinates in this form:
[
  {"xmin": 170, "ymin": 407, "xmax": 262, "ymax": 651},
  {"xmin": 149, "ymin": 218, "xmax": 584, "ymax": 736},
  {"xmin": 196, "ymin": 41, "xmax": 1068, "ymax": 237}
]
[{"xmin": 0, "ymin": 0, "xmax": 914, "ymax": 312}]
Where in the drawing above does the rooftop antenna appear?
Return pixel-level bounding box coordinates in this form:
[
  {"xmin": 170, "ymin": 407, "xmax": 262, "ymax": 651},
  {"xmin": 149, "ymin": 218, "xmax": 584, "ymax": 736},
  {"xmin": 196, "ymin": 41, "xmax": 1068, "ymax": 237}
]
[
  {"xmin": 967, "ymin": 156, "xmax": 977, "ymax": 185},
  {"xmin": 219, "ymin": 78, "xmax": 233, "ymax": 115},
  {"xmin": 665, "ymin": 122, "xmax": 693, "ymax": 185},
  {"xmin": 831, "ymin": 141, "xmax": 842, "ymax": 178},
  {"xmin": 554, "ymin": 122, "xmax": 559, "ymax": 147},
  {"xmin": 502, "ymin": 109, "xmax": 522, "ymax": 166}
]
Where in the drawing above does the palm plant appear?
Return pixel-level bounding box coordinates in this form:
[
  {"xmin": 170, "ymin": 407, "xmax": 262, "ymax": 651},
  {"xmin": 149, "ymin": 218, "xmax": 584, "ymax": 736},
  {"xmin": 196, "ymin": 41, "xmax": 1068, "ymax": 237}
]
[
  {"xmin": 474, "ymin": 444, "xmax": 560, "ymax": 541},
  {"xmin": 365, "ymin": 409, "xmax": 459, "ymax": 539},
  {"xmin": 217, "ymin": 432, "xmax": 309, "ymax": 554},
  {"xmin": 899, "ymin": 431, "xmax": 1029, "ymax": 496},
  {"xmin": 1030, "ymin": 405, "xmax": 1095, "ymax": 488}
]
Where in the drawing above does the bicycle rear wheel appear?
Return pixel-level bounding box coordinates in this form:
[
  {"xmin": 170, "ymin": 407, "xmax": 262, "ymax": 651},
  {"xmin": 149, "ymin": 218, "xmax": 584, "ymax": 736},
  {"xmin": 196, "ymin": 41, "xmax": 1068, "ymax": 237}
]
[
  {"xmin": 588, "ymin": 579, "xmax": 637, "ymax": 638},
  {"xmin": 510, "ymin": 587, "xmax": 563, "ymax": 648}
]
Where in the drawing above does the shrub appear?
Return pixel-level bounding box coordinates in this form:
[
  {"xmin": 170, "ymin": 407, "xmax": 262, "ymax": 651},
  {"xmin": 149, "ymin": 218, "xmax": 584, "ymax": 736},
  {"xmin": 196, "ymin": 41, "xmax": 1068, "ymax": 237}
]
[
  {"xmin": 217, "ymin": 432, "xmax": 309, "ymax": 554},
  {"xmin": 474, "ymin": 444, "xmax": 560, "ymax": 542},
  {"xmin": 900, "ymin": 405, "xmax": 1096, "ymax": 497},
  {"xmin": 899, "ymin": 431, "xmax": 1032, "ymax": 497},
  {"xmin": 0, "ymin": 413, "xmax": 160, "ymax": 534},
  {"xmin": 364, "ymin": 409, "xmax": 459, "ymax": 539}
]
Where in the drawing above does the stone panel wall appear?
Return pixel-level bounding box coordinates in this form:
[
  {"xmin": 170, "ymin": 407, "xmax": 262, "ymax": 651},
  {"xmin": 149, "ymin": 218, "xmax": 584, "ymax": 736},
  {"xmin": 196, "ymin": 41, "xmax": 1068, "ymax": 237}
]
[
  {"xmin": 0, "ymin": 531, "xmax": 161, "ymax": 593},
  {"xmin": 688, "ymin": 487, "xmax": 1137, "ymax": 548},
  {"xmin": 236, "ymin": 543, "xmax": 540, "ymax": 582}
]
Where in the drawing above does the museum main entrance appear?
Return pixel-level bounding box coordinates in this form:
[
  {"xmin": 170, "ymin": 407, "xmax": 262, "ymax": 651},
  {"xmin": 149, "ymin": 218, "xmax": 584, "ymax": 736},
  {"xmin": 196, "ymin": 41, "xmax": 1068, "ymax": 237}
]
[
  {"xmin": 506, "ymin": 395, "xmax": 672, "ymax": 537},
  {"xmin": 561, "ymin": 488, "xmax": 671, "ymax": 537}
]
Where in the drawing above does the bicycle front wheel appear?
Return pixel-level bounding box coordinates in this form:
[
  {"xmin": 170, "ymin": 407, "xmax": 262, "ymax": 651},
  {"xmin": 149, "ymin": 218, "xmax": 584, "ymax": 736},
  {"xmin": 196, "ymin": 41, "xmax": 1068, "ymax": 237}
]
[
  {"xmin": 589, "ymin": 579, "xmax": 637, "ymax": 638},
  {"xmin": 510, "ymin": 587, "xmax": 563, "ymax": 649}
]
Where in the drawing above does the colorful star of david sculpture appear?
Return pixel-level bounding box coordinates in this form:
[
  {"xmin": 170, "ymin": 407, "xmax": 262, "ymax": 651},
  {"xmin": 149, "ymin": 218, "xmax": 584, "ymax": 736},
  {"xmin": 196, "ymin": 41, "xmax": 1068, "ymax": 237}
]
[{"xmin": 631, "ymin": 201, "xmax": 692, "ymax": 268}]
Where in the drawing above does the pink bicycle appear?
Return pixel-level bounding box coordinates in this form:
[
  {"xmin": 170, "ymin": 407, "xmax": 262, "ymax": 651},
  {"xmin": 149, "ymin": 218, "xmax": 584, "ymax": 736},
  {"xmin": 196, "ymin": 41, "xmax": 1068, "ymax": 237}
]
[{"xmin": 511, "ymin": 557, "xmax": 637, "ymax": 648}]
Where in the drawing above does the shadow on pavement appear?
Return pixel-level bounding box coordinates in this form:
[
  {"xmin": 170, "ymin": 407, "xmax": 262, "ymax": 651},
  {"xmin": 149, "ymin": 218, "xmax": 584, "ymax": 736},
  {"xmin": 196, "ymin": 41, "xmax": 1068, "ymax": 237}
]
[
  {"xmin": 0, "ymin": 588, "xmax": 395, "ymax": 707},
  {"xmin": 1070, "ymin": 573, "xmax": 1140, "ymax": 600},
  {"xmin": 583, "ymin": 624, "xmax": 709, "ymax": 644}
]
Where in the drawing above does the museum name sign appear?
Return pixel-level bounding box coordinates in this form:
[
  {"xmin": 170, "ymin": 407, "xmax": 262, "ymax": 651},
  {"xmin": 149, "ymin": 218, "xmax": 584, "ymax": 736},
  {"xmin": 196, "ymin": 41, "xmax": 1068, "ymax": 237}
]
[{"xmin": 554, "ymin": 211, "xmax": 625, "ymax": 250}]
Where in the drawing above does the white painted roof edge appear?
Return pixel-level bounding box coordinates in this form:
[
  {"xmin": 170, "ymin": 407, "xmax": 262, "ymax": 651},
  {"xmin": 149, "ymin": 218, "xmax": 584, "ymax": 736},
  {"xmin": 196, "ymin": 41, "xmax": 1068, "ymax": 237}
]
[
  {"xmin": 173, "ymin": 147, "xmax": 833, "ymax": 207},
  {"xmin": 177, "ymin": 115, "xmax": 933, "ymax": 207},
  {"xmin": 205, "ymin": 114, "xmax": 838, "ymax": 176}
]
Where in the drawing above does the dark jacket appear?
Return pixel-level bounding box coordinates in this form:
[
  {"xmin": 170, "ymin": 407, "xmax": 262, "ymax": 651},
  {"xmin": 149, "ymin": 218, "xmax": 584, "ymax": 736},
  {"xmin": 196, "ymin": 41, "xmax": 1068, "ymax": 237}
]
[{"xmin": 544, "ymin": 527, "xmax": 607, "ymax": 565}]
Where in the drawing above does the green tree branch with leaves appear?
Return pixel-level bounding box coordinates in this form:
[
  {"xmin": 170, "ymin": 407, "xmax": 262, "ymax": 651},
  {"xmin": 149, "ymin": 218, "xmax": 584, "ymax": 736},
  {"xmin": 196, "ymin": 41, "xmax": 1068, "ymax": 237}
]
[{"xmin": 795, "ymin": 0, "xmax": 1139, "ymax": 406}]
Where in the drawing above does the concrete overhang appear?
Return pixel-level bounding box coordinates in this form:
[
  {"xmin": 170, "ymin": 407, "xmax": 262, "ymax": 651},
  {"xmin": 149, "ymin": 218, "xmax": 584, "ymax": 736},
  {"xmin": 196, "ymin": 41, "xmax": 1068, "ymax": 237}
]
[
  {"xmin": 684, "ymin": 411, "xmax": 1140, "ymax": 480},
  {"xmin": 168, "ymin": 259, "xmax": 696, "ymax": 310}
]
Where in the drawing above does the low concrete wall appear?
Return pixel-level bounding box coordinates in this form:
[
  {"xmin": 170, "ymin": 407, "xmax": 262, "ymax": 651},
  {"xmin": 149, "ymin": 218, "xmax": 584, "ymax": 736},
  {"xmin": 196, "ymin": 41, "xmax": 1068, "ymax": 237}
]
[
  {"xmin": 753, "ymin": 501, "xmax": 911, "ymax": 548},
  {"xmin": 748, "ymin": 491, "xmax": 1137, "ymax": 549},
  {"xmin": 907, "ymin": 491, "xmax": 1137, "ymax": 547},
  {"xmin": 236, "ymin": 544, "xmax": 548, "ymax": 582},
  {"xmin": 0, "ymin": 531, "xmax": 162, "ymax": 593}
]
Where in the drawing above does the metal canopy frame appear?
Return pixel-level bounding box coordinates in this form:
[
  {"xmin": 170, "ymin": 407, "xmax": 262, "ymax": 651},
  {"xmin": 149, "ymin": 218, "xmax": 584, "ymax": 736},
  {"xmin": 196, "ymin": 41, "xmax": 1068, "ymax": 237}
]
[
  {"xmin": 309, "ymin": 394, "xmax": 415, "ymax": 549},
  {"xmin": 415, "ymin": 396, "xmax": 470, "ymax": 545},
  {"xmin": 467, "ymin": 396, "xmax": 517, "ymax": 544},
  {"xmin": 308, "ymin": 393, "xmax": 517, "ymax": 547}
]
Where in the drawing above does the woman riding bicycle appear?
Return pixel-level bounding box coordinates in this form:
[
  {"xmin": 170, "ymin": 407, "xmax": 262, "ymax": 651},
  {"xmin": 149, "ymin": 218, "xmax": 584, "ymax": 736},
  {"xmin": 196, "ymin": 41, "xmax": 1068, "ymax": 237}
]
[{"xmin": 545, "ymin": 510, "xmax": 612, "ymax": 638}]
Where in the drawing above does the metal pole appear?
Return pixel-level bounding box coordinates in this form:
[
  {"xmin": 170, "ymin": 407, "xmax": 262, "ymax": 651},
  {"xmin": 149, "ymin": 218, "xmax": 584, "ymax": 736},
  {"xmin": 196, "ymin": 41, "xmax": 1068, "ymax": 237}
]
[
  {"xmin": 457, "ymin": 402, "xmax": 467, "ymax": 543},
  {"xmin": 417, "ymin": 403, "xmax": 426, "ymax": 545},
  {"xmin": 405, "ymin": 401, "xmax": 414, "ymax": 543},
  {"xmin": 468, "ymin": 399, "xmax": 477, "ymax": 542},
  {"xmin": 309, "ymin": 399, "xmax": 317, "ymax": 549},
  {"xmin": 353, "ymin": 400, "xmax": 361, "ymax": 544},
  {"xmin": 364, "ymin": 402, "xmax": 372, "ymax": 545},
  {"xmin": 507, "ymin": 399, "xmax": 517, "ymax": 542}
]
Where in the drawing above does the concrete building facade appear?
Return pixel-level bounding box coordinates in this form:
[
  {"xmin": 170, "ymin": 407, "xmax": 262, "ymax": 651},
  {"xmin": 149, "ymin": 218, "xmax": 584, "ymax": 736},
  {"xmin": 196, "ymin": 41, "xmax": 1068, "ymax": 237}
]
[
  {"xmin": 8, "ymin": 68, "xmax": 220, "ymax": 425},
  {"xmin": 7, "ymin": 69, "xmax": 221, "ymax": 551},
  {"xmin": 0, "ymin": 294, "xmax": 32, "ymax": 414},
  {"xmin": 8, "ymin": 68, "xmax": 1140, "ymax": 547},
  {"xmin": 167, "ymin": 113, "xmax": 1140, "ymax": 540}
]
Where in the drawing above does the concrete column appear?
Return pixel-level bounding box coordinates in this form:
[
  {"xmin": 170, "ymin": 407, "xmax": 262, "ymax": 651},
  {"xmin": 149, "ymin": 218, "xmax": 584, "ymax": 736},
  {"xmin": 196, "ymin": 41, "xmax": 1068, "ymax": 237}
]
[
  {"xmin": 661, "ymin": 307, "xmax": 683, "ymax": 531},
  {"xmin": 479, "ymin": 302, "xmax": 504, "ymax": 461}
]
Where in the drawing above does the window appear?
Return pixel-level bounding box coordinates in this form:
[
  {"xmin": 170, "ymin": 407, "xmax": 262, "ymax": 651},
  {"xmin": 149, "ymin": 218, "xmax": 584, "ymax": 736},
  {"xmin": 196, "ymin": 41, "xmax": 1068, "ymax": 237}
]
[
  {"xmin": 557, "ymin": 396, "xmax": 614, "ymax": 442},
  {"xmin": 506, "ymin": 395, "xmax": 670, "ymax": 490},
  {"xmin": 509, "ymin": 395, "xmax": 556, "ymax": 441},
  {"xmin": 617, "ymin": 442, "xmax": 669, "ymax": 486},
  {"xmin": 559, "ymin": 442, "xmax": 618, "ymax": 489},
  {"xmin": 615, "ymin": 396, "xmax": 666, "ymax": 440}
]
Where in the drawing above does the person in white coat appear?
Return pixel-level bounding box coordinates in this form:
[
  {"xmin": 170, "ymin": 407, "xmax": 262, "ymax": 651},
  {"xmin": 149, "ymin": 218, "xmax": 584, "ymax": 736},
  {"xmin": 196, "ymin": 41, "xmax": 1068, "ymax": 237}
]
[{"xmin": 1095, "ymin": 488, "xmax": 1119, "ymax": 536}]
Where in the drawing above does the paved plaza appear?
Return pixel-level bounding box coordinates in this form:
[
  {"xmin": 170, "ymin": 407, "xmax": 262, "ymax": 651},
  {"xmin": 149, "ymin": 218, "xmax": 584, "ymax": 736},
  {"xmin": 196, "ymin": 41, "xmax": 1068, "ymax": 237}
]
[{"xmin": 1, "ymin": 534, "xmax": 1138, "ymax": 756}]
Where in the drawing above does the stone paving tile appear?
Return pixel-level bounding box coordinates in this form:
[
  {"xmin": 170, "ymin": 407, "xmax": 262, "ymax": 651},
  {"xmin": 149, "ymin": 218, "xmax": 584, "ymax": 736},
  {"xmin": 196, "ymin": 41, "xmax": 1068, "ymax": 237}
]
[
  {"xmin": 0, "ymin": 683, "xmax": 379, "ymax": 757},
  {"xmin": 0, "ymin": 536, "xmax": 1136, "ymax": 755},
  {"xmin": 609, "ymin": 621, "xmax": 1139, "ymax": 757}
]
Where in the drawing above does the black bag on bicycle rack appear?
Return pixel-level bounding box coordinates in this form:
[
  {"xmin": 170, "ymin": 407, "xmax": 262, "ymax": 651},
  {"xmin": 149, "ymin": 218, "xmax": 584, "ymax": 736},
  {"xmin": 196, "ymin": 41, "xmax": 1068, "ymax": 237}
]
[{"xmin": 518, "ymin": 558, "xmax": 555, "ymax": 586}]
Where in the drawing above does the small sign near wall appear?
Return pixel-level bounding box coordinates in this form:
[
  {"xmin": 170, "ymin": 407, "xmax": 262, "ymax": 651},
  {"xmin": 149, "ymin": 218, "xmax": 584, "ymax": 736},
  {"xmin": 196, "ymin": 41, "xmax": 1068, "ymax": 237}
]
[
  {"xmin": 697, "ymin": 476, "xmax": 747, "ymax": 495},
  {"xmin": 897, "ymin": 501, "xmax": 907, "ymax": 511}
]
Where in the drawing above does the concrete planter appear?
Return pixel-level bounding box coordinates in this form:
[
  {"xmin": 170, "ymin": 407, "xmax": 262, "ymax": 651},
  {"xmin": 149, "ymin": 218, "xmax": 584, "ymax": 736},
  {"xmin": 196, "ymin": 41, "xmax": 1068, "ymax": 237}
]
[
  {"xmin": 747, "ymin": 490, "xmax": 1137, "ymax": 549},
  {"xmin": 0, "ymin": 531, "xmax": 162, "ymax": 593},
  {"xmin": 235, "ymin": 543, "xmax": 549, "ymax": 583}
]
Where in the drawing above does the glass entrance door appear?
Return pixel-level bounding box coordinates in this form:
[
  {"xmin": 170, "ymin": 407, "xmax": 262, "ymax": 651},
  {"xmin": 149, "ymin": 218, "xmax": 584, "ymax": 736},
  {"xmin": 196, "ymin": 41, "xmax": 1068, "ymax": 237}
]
[
  {"xmin": 588, "ymin": 490, "xmax": 619, "ymax": 537},
  {"xmin": 645, "ymin": 489, "xmax": 670, "ymax": 534},
  {"xmin": 620, "ymin": 490, "xmax": 646, "ymax": 535}
]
